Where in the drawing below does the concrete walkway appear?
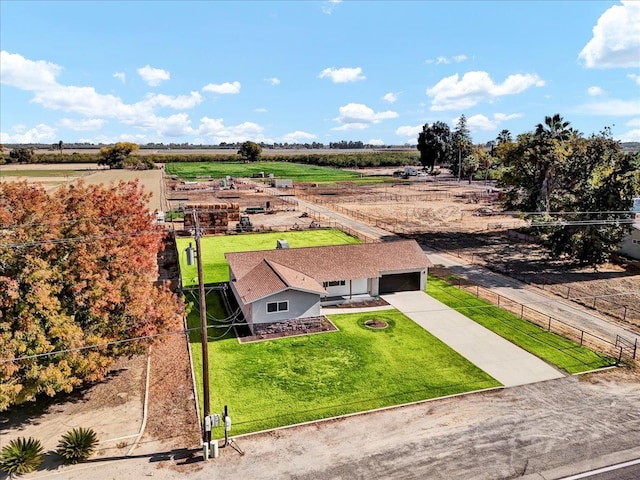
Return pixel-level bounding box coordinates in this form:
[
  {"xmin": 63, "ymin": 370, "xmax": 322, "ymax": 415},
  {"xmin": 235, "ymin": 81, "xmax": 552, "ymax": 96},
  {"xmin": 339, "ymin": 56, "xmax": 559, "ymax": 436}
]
[{"xmin": 382, "ymin": 291, "xmax": 566, "ymax": 387}]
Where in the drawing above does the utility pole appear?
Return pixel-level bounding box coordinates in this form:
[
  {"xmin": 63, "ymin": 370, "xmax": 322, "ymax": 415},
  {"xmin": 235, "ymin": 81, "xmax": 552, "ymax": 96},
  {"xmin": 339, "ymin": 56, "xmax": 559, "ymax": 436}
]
[{"xmin": 188, "ymin": 209, "xmax": 212, "ymax": 458}]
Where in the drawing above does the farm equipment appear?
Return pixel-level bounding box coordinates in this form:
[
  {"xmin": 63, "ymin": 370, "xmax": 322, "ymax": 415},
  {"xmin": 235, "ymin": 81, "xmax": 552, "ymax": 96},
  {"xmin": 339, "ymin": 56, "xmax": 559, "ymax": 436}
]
[{"xmin": 236, "ymin": 216, "xmax": 254, "ymax": 232}]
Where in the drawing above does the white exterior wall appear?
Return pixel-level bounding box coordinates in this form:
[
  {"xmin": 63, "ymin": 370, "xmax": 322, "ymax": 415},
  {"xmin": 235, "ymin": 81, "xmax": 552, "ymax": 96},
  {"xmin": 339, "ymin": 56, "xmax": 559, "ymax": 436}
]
[
  {"xmin": 619, "ymin": 228, "xmax": 640, "ymax": 260},
  {"xmin": 323, "ymin": 278, "xmax": 370, "ymax": 297},
  {"xmin": 251, "ymin": 289, "xmax": 321, "ymax": 324}
]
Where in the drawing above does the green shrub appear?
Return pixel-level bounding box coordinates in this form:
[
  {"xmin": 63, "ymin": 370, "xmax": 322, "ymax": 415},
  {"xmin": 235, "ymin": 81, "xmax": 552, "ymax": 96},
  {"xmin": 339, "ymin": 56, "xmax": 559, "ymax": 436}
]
[
  {"xmin": 0, "ymin": 437, "xmax": 45, "ymax": 477},
  {"xmin": 56, "ymin": 427, "xmax": 99, "ymax": 464}
]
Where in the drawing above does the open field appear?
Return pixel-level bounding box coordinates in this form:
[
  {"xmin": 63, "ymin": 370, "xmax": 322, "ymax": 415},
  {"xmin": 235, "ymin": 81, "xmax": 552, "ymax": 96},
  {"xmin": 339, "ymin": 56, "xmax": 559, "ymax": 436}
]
[
  {"xmin": 176, "ymin": 229, "xmax": 360, "ymax": 285},
  {"xmin": 187, "ymin": 305, "xmax": 500, "ymax": 437},
  {"xmin": 427, "ymin": 276, "xmax": 616, "ymax": 373},
  {"xmin": 165, "ymin": 161, "xmax": 384, "ymax": 184}
]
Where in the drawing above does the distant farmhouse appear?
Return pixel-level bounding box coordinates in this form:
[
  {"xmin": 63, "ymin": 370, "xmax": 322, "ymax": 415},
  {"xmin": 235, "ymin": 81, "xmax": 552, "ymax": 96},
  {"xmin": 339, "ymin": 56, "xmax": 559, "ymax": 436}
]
[{"xmin": 226, "ymin": 240, "xmax": 432, "ymax": 332}]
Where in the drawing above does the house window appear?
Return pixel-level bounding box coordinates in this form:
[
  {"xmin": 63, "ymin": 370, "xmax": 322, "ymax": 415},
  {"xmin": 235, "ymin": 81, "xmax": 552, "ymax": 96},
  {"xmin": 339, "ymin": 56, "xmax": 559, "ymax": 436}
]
[
  {"xmin": 633, "ymin": 239, "xmax": 639, "ymax": 245},
  {"xmin": 322, "ymin": 280, "xmax": 346, "ymax": 287},
  {"xmin": 267, "ymin": 301, "xmax": 288, "ymax": 313}
]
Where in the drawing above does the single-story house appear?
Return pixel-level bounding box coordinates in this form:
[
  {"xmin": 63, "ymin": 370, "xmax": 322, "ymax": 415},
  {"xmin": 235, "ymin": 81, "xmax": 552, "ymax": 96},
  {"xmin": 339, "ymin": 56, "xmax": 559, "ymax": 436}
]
[
  {"xmin": 225, "ymin": 240, "xmax": 432, "ymax": 331},
  {"xmin": 618, "ymin": 222, "xmax": 640, "ymax": 260}
]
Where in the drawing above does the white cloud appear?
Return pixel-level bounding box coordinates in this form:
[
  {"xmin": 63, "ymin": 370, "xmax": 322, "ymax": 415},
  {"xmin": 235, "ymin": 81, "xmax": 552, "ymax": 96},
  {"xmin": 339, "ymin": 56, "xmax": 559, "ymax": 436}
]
[
  {"xmin": 368, "ymin": 138, "xmax": 384, "ymax": 146},
  {"xmin": 332, "ymin": 123, "xmax": 370, "ymax": 131},
  {"xmin": 464, "ymin": 112, "xmax": 523, "ymax": 131},
  {"xmin": 335, "ymin": 103, "xmax": 398, "ymax": 128},
  {"xmin": 0, "ymin": 123, "xmax": 56, "ymax": 143},
  {"xmin": 202, "ymin": 81, "xmax": 241, "ymax": 94},
  {"xmin": 59, "ymin": 118, "xmax": 105, "ymax": 131},
  {"xmin": 579, "ymin": 1, "xmax": 640, "ymax": 68},
  {"xmin": 137, "ymin": 65, "xmax": 170, "ymax": 86},
  {"xmin": 321, "ymin": 0, "xmax": 342, "ymax": 15},
  {"xmin": 426, "ymin": 54, "xmax": 468, "ymax": 65},
  {"xmin": 113, "ymin": 72, "xmax": 126, "ymax": 83},
  {"xmin": 587, "ymin": 86, "xmax": 605, "ymax": 96},
  {"xmin": 395, "ymin": 124, "xmax": 422, "ymax": 139},
  {"xmin": 197, "ymin": 117, "xmax": 272, "ymax": 144},
  {"xmin": 254, "ymin": 108, "xmax": 268, "ymax": 113},
  {"xmin": 282, "ymin": 131, "xmax": 317, "ymax": 143},
  {"xmin": 627, "ymin": 118, "xmax": 640, "ymax": 127},
  {"xmin": 579, "ymin": 98, "xmax": 640, "ymax": 115},
  {"xmin": 318, "ymin": 67, "xmax": 365, "ymax": 83},
  {"xmin": 0, "ymin": 50, "xmax": 61, "ymax": 90},
  {"xmin": 617, "ymin": 129, "xmax": 640, "ymax": 142},
  {"xmin": 141, "ymin": 91, "xmax": 203, "ymax": 109},
  {"xmin": 426, "ymin": 71, "xmax": 545, "ymax": 111},
  {"xmin": 628, "ymin": 73, "xmax": 640, "ymax": 85},
  {"xmin": 264, "ymin": 77, "xmax": 280, "ymax": 85},
  {"xmin": 382, "ymin": 92, "xmax": 398, "ymax": 103}
]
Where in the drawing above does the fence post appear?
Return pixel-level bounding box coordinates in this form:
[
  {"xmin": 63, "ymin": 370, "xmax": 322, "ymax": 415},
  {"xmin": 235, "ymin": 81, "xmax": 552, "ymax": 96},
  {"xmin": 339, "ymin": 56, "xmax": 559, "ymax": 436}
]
[
  {"xmin": 580, "ymin": 330, "xmax": 584, "ymax": 347},
  {"xmin": 497, "ymin": 295, "xmax": 501, "ymax": 307},
  {"xmin": 548, "ymin": 316, "xmax": 552, "ymax": 332},
  {"xmin": 634, "ymin": 338, "xmax": 637, "ymax": 360},
  {"xmin": 476, "ymin": 285, "xmax": 479, "ymax": 297},
  {"xmin": 617, "ymin": 347, "xmax": 622, "ymax": 366},
  {"xmin": 566, "ymin": 286, "xmax": 571, "ymax": 299},
  {"xmin": 520, "ymin": 304, "xmax": 524, "ymax": 319},
  {"xmin": 592, "ymin": 297, "xmax": 597, "ymax": 309},
  {"xmin": 623, "ymin": 306, "xmax": 627, "ymax": 322}
]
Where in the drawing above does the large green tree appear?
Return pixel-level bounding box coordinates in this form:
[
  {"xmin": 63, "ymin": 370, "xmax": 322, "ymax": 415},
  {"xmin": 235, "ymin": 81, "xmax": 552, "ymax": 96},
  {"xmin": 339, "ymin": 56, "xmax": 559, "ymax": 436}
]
[
  {"xmin": 499, "ymin": 118, "xmax": 640, "ymax": 266},
  {"xmin": 449, "ymin": 114, "xmax": 474, "ymax": 181},
  {"xmin": 238, "ymin": 141, "xmax": 263, "ymax": 162},
  {"xmin": 417, "ymin": 121, "xmax": 451, "ymax": 172},
  {"xmin": 98, "ymin": 142, "xmax": 153, "ymax": 169},
  {"xmin": 0, "ymin": 181, "xmax": 183, "ymax": 410}
]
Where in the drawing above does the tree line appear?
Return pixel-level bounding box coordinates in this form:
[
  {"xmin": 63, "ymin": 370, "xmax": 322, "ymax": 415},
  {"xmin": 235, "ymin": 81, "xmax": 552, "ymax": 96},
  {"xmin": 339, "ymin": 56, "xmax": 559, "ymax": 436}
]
[{"xmin": 417, "ymin": 114, "xmax": 640, "ymax": 266}]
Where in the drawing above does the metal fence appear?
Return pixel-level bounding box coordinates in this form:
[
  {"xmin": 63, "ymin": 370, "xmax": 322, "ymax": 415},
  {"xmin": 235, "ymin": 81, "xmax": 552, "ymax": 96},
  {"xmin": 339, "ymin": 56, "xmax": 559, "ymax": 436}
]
[{"xmin": 429, "ymin": 267, "xmax": 637, "ymax": 363}]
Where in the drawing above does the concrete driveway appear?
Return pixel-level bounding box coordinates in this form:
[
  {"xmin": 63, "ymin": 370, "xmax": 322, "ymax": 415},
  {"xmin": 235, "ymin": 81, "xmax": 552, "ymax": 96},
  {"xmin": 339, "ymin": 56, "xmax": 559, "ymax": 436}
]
[{"xmin": 382, "ymin": 291, "xmax": 566, "ymax": 387}]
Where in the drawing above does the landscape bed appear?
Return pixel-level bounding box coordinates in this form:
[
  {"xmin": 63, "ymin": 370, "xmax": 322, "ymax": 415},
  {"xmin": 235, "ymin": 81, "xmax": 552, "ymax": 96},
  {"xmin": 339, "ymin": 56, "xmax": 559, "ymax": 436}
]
[
  {"xmin": 176, "ymin": 229, "xmax": 361, "ymax": 285},
  {"xmin": 165, "ymin": 161, "xmax": 383, "ymax": 184},
  {"xmin": 426, "ymin": 276, "xmax": 616, "ymax": 373},
  {"xmin": 187, "ymin": 304, "xmax": 500, "ymax": 437}
]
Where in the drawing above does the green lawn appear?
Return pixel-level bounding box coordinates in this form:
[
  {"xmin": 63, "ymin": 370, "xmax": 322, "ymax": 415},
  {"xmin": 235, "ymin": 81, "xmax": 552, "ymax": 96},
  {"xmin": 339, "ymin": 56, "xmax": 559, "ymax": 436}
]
[
  {"xmin": 165, "ymin": 161, "xmax": 382, "ymax": 184},
  {"xmin": 426, "ymin": 277, "xmax": 616, "ymax": 374},
  {"xmin": 188, "ymin": 303, "xmax": 500, "ymax": 437},
  {"xmin": 176, "ymin": 229, "xmax": 361, "ymax": 285}
]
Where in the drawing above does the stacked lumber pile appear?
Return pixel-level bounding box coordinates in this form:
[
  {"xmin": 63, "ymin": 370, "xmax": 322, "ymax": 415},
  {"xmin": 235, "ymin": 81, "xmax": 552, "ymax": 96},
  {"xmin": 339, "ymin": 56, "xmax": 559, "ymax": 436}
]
[{"xmin": 183, "ymin": 202, "xmax": 241, "ymax": 231}]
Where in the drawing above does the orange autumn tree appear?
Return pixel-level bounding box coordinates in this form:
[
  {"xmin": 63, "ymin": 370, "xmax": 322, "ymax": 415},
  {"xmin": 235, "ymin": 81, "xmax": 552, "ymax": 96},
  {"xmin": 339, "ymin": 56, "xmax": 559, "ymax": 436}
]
[{"xmin": 0, "ymin": 180, "xmax": 183, "ymax": 410}]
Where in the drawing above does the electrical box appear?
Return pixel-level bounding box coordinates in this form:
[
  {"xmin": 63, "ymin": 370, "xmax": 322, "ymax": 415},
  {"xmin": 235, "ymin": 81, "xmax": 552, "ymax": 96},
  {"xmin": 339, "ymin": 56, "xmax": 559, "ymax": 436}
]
[
  {"xmin": 204, "ymin": 415, "xmax": 212, "ymax": 432},
  {"xmin": 212, "ymin": 413, "xmax": 220, "ymax": 427},
  {"xmin": 186, "ymin": 244, "xmax": 195, "ymax": 266},
  {"xmin": 224, "ymin": 416, "xmax": 232, "ymax": 432}
]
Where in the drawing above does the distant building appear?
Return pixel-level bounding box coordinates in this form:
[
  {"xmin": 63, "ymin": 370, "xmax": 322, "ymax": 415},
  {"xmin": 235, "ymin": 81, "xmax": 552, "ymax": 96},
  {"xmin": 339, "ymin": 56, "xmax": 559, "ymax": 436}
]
[{"xmin": 618, "ymin": 221, "xmax": 640, "ymax": 260}]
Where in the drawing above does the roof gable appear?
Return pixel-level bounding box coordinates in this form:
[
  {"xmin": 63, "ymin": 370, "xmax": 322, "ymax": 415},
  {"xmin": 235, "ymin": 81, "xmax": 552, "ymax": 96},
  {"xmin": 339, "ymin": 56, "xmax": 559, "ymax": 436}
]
[{"xmin": 233, "ymin": 258, "xmax": 326, "ymax": 304}]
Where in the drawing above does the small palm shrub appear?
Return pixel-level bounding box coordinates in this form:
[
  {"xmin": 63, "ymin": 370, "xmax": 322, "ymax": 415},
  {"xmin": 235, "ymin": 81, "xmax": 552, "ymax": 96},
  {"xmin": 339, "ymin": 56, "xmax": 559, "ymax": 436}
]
[
  {"xmin": 0, "ymin": 437, "xmax": 44, "ymax": 477},
  {"xmin": 56, "ymin": 427, "xmax": 99, "ymax": 464}
]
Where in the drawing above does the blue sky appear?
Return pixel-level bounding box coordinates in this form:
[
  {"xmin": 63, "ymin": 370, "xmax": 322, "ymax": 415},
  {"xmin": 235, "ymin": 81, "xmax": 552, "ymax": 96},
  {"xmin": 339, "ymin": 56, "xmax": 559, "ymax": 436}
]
[{"xmin": 1, "ymin": 1, "xmax": 639, "ymax": 146}]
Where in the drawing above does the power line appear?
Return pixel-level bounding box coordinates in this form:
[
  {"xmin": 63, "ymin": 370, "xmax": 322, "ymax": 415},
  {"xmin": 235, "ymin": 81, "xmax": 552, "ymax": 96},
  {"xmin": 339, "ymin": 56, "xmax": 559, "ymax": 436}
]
[{"xmin": 0, "ymin": 230, "xmax": 165, "ymax": 249}]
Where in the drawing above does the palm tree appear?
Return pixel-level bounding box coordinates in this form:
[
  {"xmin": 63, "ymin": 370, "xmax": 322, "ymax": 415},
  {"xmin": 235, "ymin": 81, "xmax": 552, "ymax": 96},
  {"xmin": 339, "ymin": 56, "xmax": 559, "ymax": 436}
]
[
  {"xmin": 535, "ymin": 113, "xmax": 572, "ymax": 141},
  {"xmin": 496, "ymin": 129, "xmax": 512, "ymax": 144}
]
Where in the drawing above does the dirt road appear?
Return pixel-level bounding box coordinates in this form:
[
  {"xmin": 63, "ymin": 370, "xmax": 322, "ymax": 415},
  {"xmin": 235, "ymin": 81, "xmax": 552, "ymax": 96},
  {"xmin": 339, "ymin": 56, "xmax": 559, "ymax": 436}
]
[{"xmin": 23, "ymin": 368, "xmax": 640, "ymax": 480}]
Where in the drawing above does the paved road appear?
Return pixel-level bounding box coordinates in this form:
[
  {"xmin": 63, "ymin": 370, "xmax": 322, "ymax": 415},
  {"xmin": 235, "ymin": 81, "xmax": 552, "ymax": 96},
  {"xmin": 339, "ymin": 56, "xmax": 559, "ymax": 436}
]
[{"xmin": 382, "ymin": 291, "xmax": 565, "ymax": 387}]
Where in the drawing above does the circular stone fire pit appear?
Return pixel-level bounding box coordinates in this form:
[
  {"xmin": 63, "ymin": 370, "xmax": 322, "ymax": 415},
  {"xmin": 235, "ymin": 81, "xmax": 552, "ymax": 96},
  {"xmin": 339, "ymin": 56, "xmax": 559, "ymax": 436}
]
[{"xmin": 364, "ymin": 319, "xmax": 388, "ymax": 329}]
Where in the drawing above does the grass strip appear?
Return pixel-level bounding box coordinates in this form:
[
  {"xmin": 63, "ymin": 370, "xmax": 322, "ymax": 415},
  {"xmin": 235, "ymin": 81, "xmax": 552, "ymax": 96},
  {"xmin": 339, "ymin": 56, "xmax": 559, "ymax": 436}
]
[
  {"xmin": 426, "ymin": 276, "xmax": 616, "ymax": 374},
  {"xmin": 187, "ymin": 300, "xmax": 500, "ymax": 437},
  {"xmin": 165, "ymin": 161, "xmax": 383, "ymax": 184}
]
